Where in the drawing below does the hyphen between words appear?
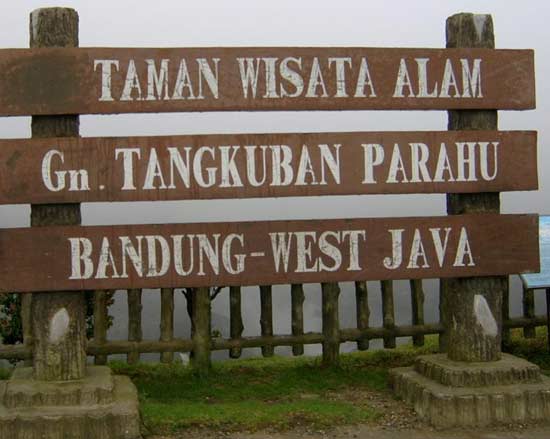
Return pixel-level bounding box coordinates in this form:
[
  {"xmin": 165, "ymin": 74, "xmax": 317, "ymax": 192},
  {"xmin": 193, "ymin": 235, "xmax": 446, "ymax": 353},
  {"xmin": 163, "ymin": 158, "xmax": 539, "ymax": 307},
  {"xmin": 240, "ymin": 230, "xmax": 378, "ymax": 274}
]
[
  {"xmin": 68, "ymin": 226, "xmax": 474, "ymax": 280},
  {"xmin": 93, "ymin": 56, "xmax": 483, "ymax": 101}
]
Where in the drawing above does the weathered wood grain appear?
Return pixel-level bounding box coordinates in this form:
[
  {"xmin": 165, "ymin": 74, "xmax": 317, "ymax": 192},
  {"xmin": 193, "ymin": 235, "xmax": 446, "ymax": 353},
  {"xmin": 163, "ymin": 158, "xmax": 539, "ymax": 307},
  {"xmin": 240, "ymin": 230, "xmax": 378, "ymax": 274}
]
[
  {"xmin": 443, "ymin": 13, "xmax": 508, "ymax": 362},
  {"xmin": 28, "ymin": 7, "xmax": 87, "ymax": 382},
  {"xmin": 0, "ymin": 214, "xmax": 538, "ymax": 293},
  {"xmin": 0, "ymin": 131, "xmax": 537, "ymax": 205},
  {"xmin": 0, "ymin": 47, "xmax": 534, "ymax": 116}
]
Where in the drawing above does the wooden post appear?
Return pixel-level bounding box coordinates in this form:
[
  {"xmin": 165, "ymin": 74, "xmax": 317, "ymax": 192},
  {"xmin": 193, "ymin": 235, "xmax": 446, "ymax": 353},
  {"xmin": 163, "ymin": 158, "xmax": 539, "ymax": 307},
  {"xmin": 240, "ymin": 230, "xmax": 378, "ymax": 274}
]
[
  {"xmin": 127, "ymin": 288, "xmax": 142, "ymax": 364},
  {"xmin": 259, "ymin": 285, "xmax": 274, "ymax": 357},
  {"xmin": 438, "ymin": 278, "xmax": 448, "ymax": 352},
  {"xmin": 229, "ymin": 286, "xmax": 244, "ymax": 358},
  {"xmin": 93, "ymin": 290, "xmax": 109, "ymax": 365},
  {"xmin": 523, "ymin": 286, "xmax": 536, "ymax": 338},
  {"xmin": 291, "ymin": 284, "xmax": 305, "ymax": 356},
  {"xmin": 21, "ymin": 293, "xmax": 32, "ymax": 366},
  {"xmin": 191, "ymin": 287, "xmax": 211, "ymax": 373},
  {"xmin": 410, "ymin": 279, "xmax": 425, "ymax": 347},
  {"xmin": 443, "ymin": 13, "xmax": 506, "ymax": 362},
  {"xmin": 160, "ymin": 288, "xmax": 175, "ymax": 363},
  {"xmin": 502, "ymin": 279, "xmax": 511, "ymax": 347},
  {"xmin": 355, "ymin": 281, "xmax": 370, "ymax": 351},
  {"xmin": 381, "ymin": 280, "xmax": 396, "ymax": 348},
  {"xmin": 29, "ymin": 7, "xmax": 87, "ymax": 381},
  {"xmin": 322, "ymin": 282, "xmax": 340, "ymax": 366}
]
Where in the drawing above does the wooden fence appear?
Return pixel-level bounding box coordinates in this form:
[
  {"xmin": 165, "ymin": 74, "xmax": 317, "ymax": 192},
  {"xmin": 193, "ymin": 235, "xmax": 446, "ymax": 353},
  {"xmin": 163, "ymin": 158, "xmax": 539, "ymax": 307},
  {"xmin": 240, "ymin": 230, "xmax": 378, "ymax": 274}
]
[{"xmin": 0, "ymin": 279, "xmax": 545, "ymax": 369}]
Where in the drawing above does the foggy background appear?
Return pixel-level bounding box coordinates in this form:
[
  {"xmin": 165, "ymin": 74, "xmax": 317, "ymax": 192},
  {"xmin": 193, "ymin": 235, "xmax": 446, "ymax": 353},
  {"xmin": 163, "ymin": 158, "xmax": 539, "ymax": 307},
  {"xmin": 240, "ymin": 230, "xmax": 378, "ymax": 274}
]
[{"xmin": 0, "ymin": 0, "xmax": 547, "ymax": 360}]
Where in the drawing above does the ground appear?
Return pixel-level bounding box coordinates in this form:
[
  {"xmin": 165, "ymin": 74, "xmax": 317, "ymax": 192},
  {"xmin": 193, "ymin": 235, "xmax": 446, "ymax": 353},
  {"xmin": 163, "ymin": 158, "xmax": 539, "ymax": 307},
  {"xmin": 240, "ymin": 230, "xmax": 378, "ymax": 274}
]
[
  {"xmin": 5, "ymin": 331, "xmax": 550, "ymax": 438},
  {"xmin": 149, "ymin": 426, "xmax": 550, "ymax": 439}
]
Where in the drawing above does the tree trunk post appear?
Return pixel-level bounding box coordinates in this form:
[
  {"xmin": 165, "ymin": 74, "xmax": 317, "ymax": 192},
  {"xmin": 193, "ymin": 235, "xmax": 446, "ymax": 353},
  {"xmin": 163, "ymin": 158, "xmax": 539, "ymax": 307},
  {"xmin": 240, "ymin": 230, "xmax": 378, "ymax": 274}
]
[
  {"xmin": 29, "ymin": 7, "xmax": 87, "ymax": 382},
  {"xmin": 442, "ymin": 12, "xmax": 506, "ymax": 363}
]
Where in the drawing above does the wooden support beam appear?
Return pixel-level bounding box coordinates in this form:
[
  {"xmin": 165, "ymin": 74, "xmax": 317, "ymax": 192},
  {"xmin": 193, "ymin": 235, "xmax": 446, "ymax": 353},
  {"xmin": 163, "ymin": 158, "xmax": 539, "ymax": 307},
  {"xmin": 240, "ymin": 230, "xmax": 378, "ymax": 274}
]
[
  {"xmin": 29, "ymin": 7, "xmax": 86, "ymax": 382},
  {"xmin": 444, "ymin": 13, "xmax": 505, "ymax": 362}
]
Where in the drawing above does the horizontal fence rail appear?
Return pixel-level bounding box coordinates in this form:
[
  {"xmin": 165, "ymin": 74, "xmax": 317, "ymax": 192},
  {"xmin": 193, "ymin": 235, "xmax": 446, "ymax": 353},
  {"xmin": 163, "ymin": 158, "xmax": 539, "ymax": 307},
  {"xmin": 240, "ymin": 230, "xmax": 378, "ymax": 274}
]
[{"xmin": 1, "ymin": 279, "xmax": 547, "ymax": 367}]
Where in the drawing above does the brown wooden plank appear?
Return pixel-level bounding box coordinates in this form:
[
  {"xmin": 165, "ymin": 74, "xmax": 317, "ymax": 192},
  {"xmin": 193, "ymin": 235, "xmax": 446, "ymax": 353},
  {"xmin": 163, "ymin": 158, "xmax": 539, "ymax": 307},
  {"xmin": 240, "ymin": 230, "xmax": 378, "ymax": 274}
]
[
  {"xmin": 0, "ymin": 130, "xmax": 537, "ymax": 205},
  {"xmin": 0, "ymin": 214, "xmax": 538, "ymax": 293},
  {"xmin": 0, "ymin": 47, "xmax": 534, "ymax": 116}
]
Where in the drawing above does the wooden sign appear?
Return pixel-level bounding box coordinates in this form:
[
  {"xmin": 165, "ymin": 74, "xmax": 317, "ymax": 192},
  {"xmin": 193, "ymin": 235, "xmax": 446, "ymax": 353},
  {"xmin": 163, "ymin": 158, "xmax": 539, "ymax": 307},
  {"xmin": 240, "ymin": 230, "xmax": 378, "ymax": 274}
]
[
  {"xmin": 0, "ymin": 130, "xmax": 537, "ymax": 204},
  {"xmin": 0, "ymin": 214, "xmax": 538, "ymax": 293},
  {"xmin": 0, "ymin": 47, "xmax": 534, "ymax": 116}
]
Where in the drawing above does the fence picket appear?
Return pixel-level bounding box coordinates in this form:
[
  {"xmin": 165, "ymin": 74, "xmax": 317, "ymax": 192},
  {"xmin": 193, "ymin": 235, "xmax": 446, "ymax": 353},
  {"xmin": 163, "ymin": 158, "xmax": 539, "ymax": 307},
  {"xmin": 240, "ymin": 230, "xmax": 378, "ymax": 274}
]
[
  {"xmin": 410, "ymin": 280, "xmax": 425, "ymax": 347},
  {"xmin": 191, "ymin": 287, "xmax": 211, "ymax": 373},
  {"xmin": 502, "ymin": 279, "xmax": 511, "ymax": 346},
  {"xmin": 322, "ymin": 282, "xmax": 340, "ymax": 366},
  {"xmin": 93, "ymin": 290, "xmax": 109, "ymax": 365},
  {"xmin": 355, "ymin": 281, "xmax": 370, "ymax": 351},
  {"xmin": 160, "ymin": 288, "xmax": 174, "ymax": 363},
  {"xmin": 229, "ymin": 286, "xmax": 244, "ymax": 358},
  {"xmin": 260, "ymin": 286, "xmax": 274, "ymax": 357},
  {"xmin": 523, "ymin": 286, "xmax": 536, "ymax": 338},
  {"xmin": 382, "ymin": 280, "xmax": 396, "ymax": 348},
  {"xmin": 291, "ymin": 284, "xmax": 305, "ymax": 356},
  {"xmin": 127, "ymin": 288, "xmax": 143, "ymax": 364}
]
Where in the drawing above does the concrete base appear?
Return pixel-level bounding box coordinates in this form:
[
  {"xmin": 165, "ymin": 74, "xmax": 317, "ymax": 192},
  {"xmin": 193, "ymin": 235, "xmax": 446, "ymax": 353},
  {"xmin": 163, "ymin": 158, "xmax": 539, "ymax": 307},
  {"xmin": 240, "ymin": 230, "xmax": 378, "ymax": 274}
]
[
  {"xmin": 0, "ymin": 366, "xmax": 141, "ymax": 438},
  {"xmin": 390, "ymin": 354, "xmax": 550, "ymax": 428}
]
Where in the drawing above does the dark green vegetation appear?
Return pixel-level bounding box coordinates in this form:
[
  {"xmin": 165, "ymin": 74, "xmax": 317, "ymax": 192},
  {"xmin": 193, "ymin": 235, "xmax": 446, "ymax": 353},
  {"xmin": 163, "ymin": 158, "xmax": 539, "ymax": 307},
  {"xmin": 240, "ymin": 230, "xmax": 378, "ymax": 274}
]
[{"xmin": 504, "ymin": 327, "xmax": 550, "ymax": 371}]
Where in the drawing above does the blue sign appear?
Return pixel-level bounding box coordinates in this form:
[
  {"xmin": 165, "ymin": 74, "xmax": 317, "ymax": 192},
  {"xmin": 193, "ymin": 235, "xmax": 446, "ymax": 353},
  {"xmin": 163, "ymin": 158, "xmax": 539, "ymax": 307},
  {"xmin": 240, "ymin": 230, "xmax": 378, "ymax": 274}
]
[{"xmin": 521, "ymin": 216, "xmax": 550, "ymax": 289}]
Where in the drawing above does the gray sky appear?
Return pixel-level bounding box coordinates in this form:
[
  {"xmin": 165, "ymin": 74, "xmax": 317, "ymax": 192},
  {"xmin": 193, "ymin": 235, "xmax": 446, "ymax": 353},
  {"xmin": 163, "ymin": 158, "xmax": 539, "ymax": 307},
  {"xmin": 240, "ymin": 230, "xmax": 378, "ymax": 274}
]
[{"xmin": 0, "ymin": 0, "xmax": 547, "ymax": 228}]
